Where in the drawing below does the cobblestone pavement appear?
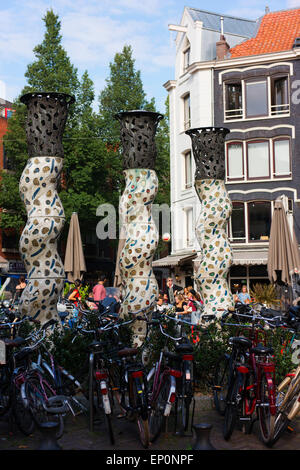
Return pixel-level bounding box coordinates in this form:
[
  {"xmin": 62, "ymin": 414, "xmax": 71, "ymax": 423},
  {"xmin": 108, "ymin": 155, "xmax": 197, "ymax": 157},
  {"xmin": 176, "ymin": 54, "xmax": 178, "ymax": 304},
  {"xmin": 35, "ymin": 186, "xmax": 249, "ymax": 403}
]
[{"xmin": 0, "ymin": 395, "xmax": 299, "ymax": 451}]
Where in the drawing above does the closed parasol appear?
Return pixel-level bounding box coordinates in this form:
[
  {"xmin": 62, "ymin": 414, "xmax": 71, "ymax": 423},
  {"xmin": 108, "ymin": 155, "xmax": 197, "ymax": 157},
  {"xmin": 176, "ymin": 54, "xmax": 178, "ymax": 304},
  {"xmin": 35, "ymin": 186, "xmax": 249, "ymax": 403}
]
[
  {"xmin": 64, "ymin": 212, "xmax": 86, "ymax": 283},
  {"xmin": 267, "ymin": 199, "xmax": 300, "ymax": 285}
]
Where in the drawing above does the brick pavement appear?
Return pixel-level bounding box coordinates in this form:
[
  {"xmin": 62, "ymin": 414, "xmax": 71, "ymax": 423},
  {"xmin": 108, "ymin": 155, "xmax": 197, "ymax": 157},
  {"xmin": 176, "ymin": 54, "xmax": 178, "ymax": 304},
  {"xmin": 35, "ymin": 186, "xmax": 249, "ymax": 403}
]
[{"xmin": 0, "ymin": 395, "xmax": 299, "ymax": 451}]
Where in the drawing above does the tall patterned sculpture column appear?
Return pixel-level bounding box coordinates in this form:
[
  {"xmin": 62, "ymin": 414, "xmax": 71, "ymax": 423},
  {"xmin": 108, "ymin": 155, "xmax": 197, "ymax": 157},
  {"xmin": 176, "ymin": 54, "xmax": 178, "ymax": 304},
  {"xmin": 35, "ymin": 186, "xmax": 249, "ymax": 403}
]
[
  {"xmin": 116, "ymin": 110, "xmax": 163, "ymax": 346},
  {"xmin": 185, "ymin": 127, "xmax": 234, "ymax": 317},
  {"xmin": 19, "ymin": 92, "xmax": 75, "ymax": 324}
]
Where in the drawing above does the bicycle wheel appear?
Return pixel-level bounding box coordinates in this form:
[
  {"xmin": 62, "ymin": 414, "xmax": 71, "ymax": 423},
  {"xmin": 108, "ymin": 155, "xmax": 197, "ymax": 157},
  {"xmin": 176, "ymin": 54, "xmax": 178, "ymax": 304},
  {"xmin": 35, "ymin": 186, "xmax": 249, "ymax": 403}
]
[
  {"xmin": 94, "ymin": 380, "xmax": 115, "ymax": 445},
  {"xmin": 213, "ymin": 355, "xmax": 230, "ymax": 416},
  {"xmin": 131, "ymin": 377, "xmax": 149, "ymax": 448},
  {"xmin": 12, "ymin": 385, "xmax": 35, "ymax": 436},
  {"xmin": 0, "ymin": 368, "xmax": 11, "ymax": 416},
  {"xmin": 176, "ymin": 396, "xmax": 190, "ymax": 434},
  {"xmin": 223, "ymin": 373, "xmax": 241, "ymax": 441},
  {"xmin": 148, "ymin": 375, "xmax": 169, "ymax": 442},
  {"xmin": 240, "ymin": 370, "xmax": 256, "ymax": 435},
  {"xmin": 258, "ymin": 372, "xmax": 276, "ymax": 445},
  {"xmin": 24, "ymin": 375, "xmax": 64, "ymax": 439},
  {"xmin": 269, "ymin": 383, "xmax": 300, "ymax": 447}
]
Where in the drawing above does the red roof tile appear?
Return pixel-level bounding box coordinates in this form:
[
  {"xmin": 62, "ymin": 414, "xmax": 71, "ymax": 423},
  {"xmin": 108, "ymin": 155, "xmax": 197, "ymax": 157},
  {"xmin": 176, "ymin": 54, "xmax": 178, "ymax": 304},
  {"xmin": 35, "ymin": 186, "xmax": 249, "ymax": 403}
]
[{"xmin": 230, "ymin": 9, "xmax": 300, "ymax": 58}]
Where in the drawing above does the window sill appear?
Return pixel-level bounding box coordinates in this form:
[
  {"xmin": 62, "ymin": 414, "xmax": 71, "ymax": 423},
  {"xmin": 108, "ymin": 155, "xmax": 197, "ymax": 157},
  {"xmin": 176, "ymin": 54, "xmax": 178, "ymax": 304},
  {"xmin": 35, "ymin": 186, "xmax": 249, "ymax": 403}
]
[
  {"xmin": 224, "ymin": 113, "xmax": 290, "ymax": 123},
  {"xmin": 226, "ymin": 176, "xmax": 292, "ymax": 184}
]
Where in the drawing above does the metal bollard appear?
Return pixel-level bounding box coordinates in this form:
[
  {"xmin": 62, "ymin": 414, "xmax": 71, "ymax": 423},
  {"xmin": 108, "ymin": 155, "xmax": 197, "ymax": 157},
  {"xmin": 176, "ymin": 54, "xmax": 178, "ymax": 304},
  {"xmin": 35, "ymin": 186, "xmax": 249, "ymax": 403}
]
[
  {"xmin": 37, "ymin": 421, "xmax": 62, "ymax": 450},
  {"xmin": 192, "ymin": 423, "xmax": 216, "ymax": 450}
]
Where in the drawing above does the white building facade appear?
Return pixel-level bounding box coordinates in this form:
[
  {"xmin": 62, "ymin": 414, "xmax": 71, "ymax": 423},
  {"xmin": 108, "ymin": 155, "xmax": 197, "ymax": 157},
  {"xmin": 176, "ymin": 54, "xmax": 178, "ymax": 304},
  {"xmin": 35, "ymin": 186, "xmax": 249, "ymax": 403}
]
[{"xmin": 153, "ymin": 8, "xmax": 257, "ymax": 287}]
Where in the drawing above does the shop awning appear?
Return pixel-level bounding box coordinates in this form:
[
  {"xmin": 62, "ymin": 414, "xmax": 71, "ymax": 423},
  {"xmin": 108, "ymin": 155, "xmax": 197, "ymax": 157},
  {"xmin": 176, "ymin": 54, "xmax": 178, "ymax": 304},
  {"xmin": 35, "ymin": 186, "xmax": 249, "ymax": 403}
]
[
  {"xmin": 153, "ymin": 253, "xmax": 197, "ymax": 268},
  {"xmin": 232, "ymin": 250, "xmax": 268, "ymax": 266}
]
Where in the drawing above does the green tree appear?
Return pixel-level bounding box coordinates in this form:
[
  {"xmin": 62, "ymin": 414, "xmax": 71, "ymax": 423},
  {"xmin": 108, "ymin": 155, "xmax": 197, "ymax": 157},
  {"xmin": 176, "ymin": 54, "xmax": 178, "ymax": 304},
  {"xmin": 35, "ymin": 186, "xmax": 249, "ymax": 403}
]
[
  {"xmin": 23, "ymin": 9, "xmax": 79, "ymax": 96},
  {"xmin": 1, "ymin": 10, "xmax": 101, "ymax": 233}
]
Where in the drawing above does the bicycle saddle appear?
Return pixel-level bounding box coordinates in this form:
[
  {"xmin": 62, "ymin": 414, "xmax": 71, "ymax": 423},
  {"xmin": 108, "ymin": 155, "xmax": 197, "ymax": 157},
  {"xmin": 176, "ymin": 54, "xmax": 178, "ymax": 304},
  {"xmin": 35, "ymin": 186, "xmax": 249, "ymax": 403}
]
[
  {"xmin": 251, "ymin": 344, "xmax": 274, "ymax": 356},
  {"xmin": 175, "ymin": 343, "xmax": 193, "ymax": 354},
  {"xmin": 163, "ymin": 350, "xmax": 181, "ymax": 362},
  {"xmin": 118, "ymin": 347, "xmax": 138, "ymax": 358},
  {"xmin": 229, "ymin": 336, "xmax": 252, "ymax": 349},
  {"xmin": 3, "ymin": 337, "xmax": 26, "ymax": 349}
]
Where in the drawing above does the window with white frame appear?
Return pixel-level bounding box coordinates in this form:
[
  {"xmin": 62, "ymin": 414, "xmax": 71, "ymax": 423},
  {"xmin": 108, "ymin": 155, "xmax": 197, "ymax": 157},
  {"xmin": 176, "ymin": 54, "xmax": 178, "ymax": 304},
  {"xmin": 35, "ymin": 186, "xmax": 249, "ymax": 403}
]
[
  {"xmin": 225, "ymin": 82, "xmax": 243, "ymax": 120},
  {"xmin": 247, "ymin": 140, "xmax": 270, "ymax": 179},
  {"xmin": 245, "ymin": 80, "xmax": 268, "ymax": 118},
  {"xmin": 226, "ymin": 137, "xmax": 291, "ymax": 182},
  {"xmin": 184, "ymin": 150, "xmax": 193, "ymax": 189},
  {"xmin": 273, "ymin": 138, "xmax": 291, "ymax": 177},
  {"xmin": 227, "ymin": 142, "xmax": 244, "ymax": 181},
  {"xmin": 183, "ymin": 45, "xmax": 190, "ymax": 73},
  {"xmin": 183, "ymin": 94, "xmax": 191, "ymax": 131},
  {"xmin": 271, "ymin": 76, "xmax": 289, "ymax": 115},
  {"xmin": 186, "ymin": 208, "xmax": 193, "ymax": 246},
  {"xmin": 224, "ymin": 74, "xmax": 290, "ymax": 121},
  {"xmin": 229, "ymin": 201, "xmax": 272, "ymax": 243}
]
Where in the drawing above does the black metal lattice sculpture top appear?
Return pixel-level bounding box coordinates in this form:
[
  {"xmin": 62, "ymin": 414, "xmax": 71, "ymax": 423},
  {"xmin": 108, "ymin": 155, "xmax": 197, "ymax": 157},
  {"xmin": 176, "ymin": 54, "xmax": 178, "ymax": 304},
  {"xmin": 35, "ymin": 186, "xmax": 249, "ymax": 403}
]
[
  {"xmin": 115, "ymin": 110, "xmax": 164, "ymax": 170},
  {"xmin": 20, "ymin": 92, "xmax": 75, "ymax": 157},
  {"xmin": 185, "ymin": 127, "xmax": 230, "ymax": 180}
]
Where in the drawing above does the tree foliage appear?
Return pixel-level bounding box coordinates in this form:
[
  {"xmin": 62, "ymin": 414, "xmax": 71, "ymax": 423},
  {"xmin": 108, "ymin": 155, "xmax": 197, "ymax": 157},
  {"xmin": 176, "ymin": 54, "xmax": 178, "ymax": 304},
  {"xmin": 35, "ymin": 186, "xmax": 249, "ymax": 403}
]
[{"xmin": 0, "ymin": 12, "xmax": 170, "ymax": 244}]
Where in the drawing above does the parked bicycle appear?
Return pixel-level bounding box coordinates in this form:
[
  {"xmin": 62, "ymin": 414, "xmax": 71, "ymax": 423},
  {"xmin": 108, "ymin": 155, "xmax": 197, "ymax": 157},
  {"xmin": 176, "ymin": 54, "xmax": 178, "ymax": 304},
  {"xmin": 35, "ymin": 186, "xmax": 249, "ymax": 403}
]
[{"xmin": 218, "ymin": 311, "xmax": 277, "ymax": 445}]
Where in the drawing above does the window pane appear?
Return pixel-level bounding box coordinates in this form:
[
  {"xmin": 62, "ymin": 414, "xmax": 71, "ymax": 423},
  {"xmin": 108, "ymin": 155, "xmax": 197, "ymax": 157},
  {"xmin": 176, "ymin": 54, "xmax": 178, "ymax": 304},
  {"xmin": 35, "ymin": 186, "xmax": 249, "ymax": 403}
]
[
  {"xmin": 246, "ymin": 81, "xmax": 268, "ymax": 117},
  {"xmin": 227, "ymin": 143, "xmax": 243, "ymax": 179},
  {"xmin": 184, "ymin": 152, "xmax": 192, "ymax": 188},
  {"xmin": 184, "ymin": 95, "xmax": 190, "ymax": 130},
  {"xmin": 249, "ymin": 265, "xmax": 268, "ymax": 277},
  {"xmin": 248, "ymin": 201, "xmax": 271, "ymax": 241},
  {"xmin": 274, "ymin": 139, "xmax": 290, "ymax": 175},
  {"xmin": 272, "ymin": 77, "xmax": 289, "ymax": 114},
  {"xmin": 186, "ymin": 209, "xmax": 193, "ymax": 245},
  {"xmin": 225, "ymin": 83, "xmax": 242, "ymax": 119},
  {"xmin": 231, "ymin": 202, "xmax": 245, "ymax": 241},
  {"xmin": 230, "ymin": 266, "xmax": 247, "ymax": 277},
  {"xmin": 183, "ymin": 48, "xmax": 190, "ymax": 71},
  {"xmin": 247, "ymin": 141, "xmax": 269, "ymax": 178}
]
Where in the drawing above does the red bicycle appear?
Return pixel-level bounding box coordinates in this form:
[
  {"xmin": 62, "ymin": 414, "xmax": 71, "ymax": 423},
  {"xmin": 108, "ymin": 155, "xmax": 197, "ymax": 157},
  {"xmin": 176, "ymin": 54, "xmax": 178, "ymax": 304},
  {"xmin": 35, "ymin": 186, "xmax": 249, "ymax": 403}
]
[{"xmin": 222, "ymin": 312, "xmax": 277, "ymax": 445}]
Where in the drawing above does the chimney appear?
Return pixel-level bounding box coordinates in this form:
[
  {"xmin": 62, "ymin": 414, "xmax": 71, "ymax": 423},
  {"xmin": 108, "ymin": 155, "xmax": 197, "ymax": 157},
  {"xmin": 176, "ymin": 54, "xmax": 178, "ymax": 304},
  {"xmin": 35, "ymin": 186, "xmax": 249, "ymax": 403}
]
[{"xmin": 216, "ymin": 18, "xmax": 230, "ymax": 60}]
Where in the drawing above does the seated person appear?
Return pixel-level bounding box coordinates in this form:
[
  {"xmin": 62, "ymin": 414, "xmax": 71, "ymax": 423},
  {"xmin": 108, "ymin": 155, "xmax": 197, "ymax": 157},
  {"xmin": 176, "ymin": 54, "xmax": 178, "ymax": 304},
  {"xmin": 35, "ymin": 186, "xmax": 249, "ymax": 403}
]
[{"xmin": 237, "ymin": 285, "xmax": 251, "ymax": 305}]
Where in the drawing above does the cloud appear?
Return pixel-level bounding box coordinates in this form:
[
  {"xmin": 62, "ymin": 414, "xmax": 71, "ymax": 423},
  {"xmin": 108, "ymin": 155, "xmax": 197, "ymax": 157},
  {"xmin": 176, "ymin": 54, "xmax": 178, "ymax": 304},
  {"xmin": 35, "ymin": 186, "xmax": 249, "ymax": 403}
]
[{"xmin": 287, "ymin": 0, "xmax": 300, "ymax": 7}]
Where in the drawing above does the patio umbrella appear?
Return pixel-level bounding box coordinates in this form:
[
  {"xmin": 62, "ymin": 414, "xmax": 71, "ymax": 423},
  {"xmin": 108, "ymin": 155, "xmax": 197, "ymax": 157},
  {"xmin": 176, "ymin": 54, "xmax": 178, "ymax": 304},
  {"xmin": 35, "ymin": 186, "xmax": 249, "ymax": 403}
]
[
  {"xmin": 64, "ymin": 212, "xmax": 86, "ymax": 283},
  {"xmin": 267, "ymin": 199, "xmax": 300, "ymax": 285}
]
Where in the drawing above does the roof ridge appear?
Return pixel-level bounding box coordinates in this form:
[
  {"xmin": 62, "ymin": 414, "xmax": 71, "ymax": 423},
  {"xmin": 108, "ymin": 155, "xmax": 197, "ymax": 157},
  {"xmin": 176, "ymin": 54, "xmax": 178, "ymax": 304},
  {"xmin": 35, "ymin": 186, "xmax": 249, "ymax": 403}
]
[{"xmin": 186, "ymin": 6, "xmax": 257, "ymax": 23}]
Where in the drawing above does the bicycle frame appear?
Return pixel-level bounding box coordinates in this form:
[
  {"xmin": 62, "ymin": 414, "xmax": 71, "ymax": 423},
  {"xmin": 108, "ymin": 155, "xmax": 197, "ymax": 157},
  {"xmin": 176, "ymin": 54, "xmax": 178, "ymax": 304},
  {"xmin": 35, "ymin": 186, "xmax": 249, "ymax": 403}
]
[
  {"xmin": 147, "ymin": 351, "xmax": 179, "ymax": 417},
  {"xmin": 241, "ymin": 352, "xmax": 276, "ymax": 418}
]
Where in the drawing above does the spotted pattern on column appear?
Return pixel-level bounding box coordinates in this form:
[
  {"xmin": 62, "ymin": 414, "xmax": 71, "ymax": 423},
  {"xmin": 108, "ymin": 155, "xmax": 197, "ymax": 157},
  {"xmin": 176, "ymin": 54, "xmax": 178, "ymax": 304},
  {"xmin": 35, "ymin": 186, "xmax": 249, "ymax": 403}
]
[
  {"xmin": 119, "ymin": 168, "xmax": 159, "ymax": 346},
  {"xmin": 194, "ymin": 179, "xmax": 234, "ymax": 316},
  {"xmin": 18, "ymin": 156, "xmax": 65, "ymax": 322}
]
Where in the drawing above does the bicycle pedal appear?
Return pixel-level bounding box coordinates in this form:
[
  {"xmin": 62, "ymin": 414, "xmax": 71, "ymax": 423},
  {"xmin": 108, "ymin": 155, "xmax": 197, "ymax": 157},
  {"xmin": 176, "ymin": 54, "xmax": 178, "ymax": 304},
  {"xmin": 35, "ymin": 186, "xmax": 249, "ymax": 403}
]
[{"xmin": 287, "ymin": 426, "xmax": 294, "ymax": 433}]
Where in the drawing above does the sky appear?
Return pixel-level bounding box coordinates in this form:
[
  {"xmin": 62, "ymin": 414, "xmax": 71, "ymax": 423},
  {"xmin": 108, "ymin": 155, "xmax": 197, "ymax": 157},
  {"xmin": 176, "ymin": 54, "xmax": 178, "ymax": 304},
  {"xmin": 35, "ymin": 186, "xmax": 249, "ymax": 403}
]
[{"xmin": 0, "ymin": 0, "xmax": 299, "ymax": 113}]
